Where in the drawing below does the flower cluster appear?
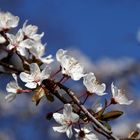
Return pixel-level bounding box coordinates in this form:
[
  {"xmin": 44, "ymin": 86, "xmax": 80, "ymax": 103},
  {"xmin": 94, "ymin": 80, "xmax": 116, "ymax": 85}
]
[
  {"xmin": 0, "ymin": 11, "xmax": 137, "ymax": 140},
  {"xmin": 56, "ymin": 49, "xmax": 106, "ymax": 96},
  {"xmin": 0, "ymin": 11, "xmax": 53, "ymax": 64},
  {"xmin": 56, "ymin": 48, "xmax": 133, "ymax": 105}
]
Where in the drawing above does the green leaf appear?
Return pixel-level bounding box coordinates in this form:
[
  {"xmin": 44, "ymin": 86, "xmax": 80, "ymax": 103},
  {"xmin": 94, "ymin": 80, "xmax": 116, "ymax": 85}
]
[
  {"xmin": 102, "ymin": 121, "xmax": 111, "ymax": 131},
  {"xmin": 101, "ymin": 110, "xmax": 123, "ymax": 121}
]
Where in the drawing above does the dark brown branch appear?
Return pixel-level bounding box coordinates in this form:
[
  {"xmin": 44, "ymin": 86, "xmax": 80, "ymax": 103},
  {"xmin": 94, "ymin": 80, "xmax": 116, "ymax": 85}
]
[{"xmin": 0, "ymin": 60, "xmax": 21, "ymax": 74}]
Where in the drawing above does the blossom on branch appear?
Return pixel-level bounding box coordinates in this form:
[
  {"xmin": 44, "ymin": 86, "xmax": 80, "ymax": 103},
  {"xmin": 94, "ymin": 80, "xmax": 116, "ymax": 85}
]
[
  {"xmin": 28, "ymin": 41, "xmax": 54, "ymax": 64},
  {"xmin": 20, "ymin": 63, "xmax": 51, "ymax": 89},
  {"xmin": 6, "ymin": 30, "xmax": 30, "ymax": 56},
  {"xmin": 5, "ymin": 74, "xmax": 22, "ymax": 102},
  {"xmin": 53, "ymin": 104, "xmax": 79, "ymax": 138},
  {"xmin": 56, "ymin": 49, "xmax": 67, "ymax": 62},
  {"xmin": 111, "ymin": 83, "xmax": 133, "ymax": 105},
  {"xmin": 22, "ymin": 20, "xmax": 44, "ymax": 42},
  {"xmin": 83, "ymin": 72, "xmax": 106, "ymax": 96},
  {"xmin": 56, "ymin": 49, "xmax": 85, "ymax": 80},
  {"xmin": 74, "ymin": 124, "xmax": 98, "ymax": 140},
  {"xmin": 0, "ymin": 11, "xmax": 19, "ymax": 31},
  {"xmin": 0, "ymin": 11, "xmax": 137, "ymax": 140}
]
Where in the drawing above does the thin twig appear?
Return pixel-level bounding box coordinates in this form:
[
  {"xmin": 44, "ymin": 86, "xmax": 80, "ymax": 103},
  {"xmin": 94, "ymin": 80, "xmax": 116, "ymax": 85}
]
[{"xmin": 0, "ymin": 60, "xmax": 20, "ymax": 74}]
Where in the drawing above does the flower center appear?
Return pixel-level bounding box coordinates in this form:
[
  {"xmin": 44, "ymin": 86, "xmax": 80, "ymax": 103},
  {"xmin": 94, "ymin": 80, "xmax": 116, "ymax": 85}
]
[
  {"xmin": 65, "ymin": 120, "xmax": 72, "ymax": 126},
  {"xmin": 34, "ymin": 76, "xmax": 41, "ymax": 84}
]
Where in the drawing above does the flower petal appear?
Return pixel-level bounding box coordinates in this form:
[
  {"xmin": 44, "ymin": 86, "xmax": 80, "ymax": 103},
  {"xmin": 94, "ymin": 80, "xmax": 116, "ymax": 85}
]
[
  {"xmin": 16, "ymin": 29, "xmax": 24, "ymax": 42},
  {"xmin": 53, "ymin": 125, "xmax": 67, "ymax": 133},
  {"xmin": 41, "ymin": 66, "xmax": 51, "ymax": 80},
  {"xmin": 20, "ymin": 72, "xmax": 33, "ymax": 82},
  {"xmin": 66, "ymin": 126, "xmax": 73, "ymax": 138},
  {"xmin": 83, "ymin": 72, "xmax": 96, "ymax": 92},
  {"xmin": 92, "ymin": 83, "xmax": 106, "ymax": 96},
  {"xmin": 25, "ymin": 82, "xmax": 37, "ymax": 89},
  {"xmin": 86, "ymin": 133, "xmax": 98, "ymax": 140},
  {"xmin": 0, "ymin": 12, "xmax": 19, "ymax": 29},
  {"xmin": 116, "ymin": 95, "xmax": 133, "ymax": 105},
  {"xmin": 6, "ymin": 12, "xmax": 19, "ymax": 28},
  {"xmin": 53, "ymin": 113, "xmax": 65, "ymax": 125},
  {"xmin": 63, "ymin": 104, "xmax": 73, "ymax": 119},
  {"xmin": 111, "ymin": 82, "xmax": 118, "ymax": 97},
  {"xmin": 17, "ymin": 46, "xmax": 29, "ymax": 56},
  {"xmin": 30, "ymin": 63, "xmax": 40, "ymax": 77},
  {"xmin": 70, "ymin": 63, "xmax": 84, "ymax": 80},
  {"xmin": 0, "ymin": 34, "xmax": 6, "ymax": 43},
  {"xmin": 7, "ymin": 44, "xmax": 15, "ymax": 50},
  {"xmin": 111, "ymin": 83, "xmax": 133, "ymax": 105},
  {"xmin": 29, "ymin": 42, "xmax": 45, "ymax": 58},
  {"xmin": 83, "ymin": 72, "xmax": 106, "ymax": 95},
  {"xmin": 56, "ymin": 49, "xmax": 67, "ymax": 62},
  {"xmin": 70, "ymin": 112, "xmax": 79, "ymax": 123},
  {"xmin": 74, "ymin": 128, "xmax": 80, "ymax": 133},
  {"xmin": 31, "ymin": 32, "xmax": 44, "ymax": 41},
  {"xmin": 6, "ymin": 82, "xmax": 19, "ymax": 93},
  {"xmin": 12, "ymin": 73, "xmax": 18, "ymax": 83},
  {"xmin": 40, "ymin": 55, "xmax": 54, "ymax": 64}
]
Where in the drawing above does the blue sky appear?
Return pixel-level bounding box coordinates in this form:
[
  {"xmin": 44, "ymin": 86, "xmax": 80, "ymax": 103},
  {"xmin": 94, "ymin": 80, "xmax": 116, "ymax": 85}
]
[{"xmin": 1, "ymin": 0, "xmax": 140, "ymax": 59}]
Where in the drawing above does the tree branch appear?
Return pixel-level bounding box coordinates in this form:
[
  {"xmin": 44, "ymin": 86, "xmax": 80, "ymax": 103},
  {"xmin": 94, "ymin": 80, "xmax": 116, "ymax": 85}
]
[{"xmin": 56, "ymin": 82, "xmax": 119, "ymax": 140}]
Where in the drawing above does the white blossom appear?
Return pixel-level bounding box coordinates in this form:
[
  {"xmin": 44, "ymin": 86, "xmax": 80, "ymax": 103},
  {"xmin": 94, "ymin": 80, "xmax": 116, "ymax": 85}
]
[
  {"xmin": 21, "ymin": 40, "xmax": 53, "ymax": 64},
  {"xmin": 7, "ymin": 30, "xmax": 47, "ymax": 59},
  {"xmin": 22, "ymin": 20, "xmax": 44, "ymax": 41},
  {"xmin": 29, "ymin": 42, "xmax": 53, "ymax": 64},
  {"xmin": 0, "ymin": 11, "xmax": 19, "ymax": 31},
  {"xmin": 111, "ymin": 83, "xmax": 133, "ymax": 105},
  {"xmin": 20, "ymin": 63, "xmax": 51, "ymax": 89},
  {"xmin": 5, "ymin": 73, "xmax": 22, "ymax": 102},
  {"xmin": 53, "ymin": 104, "xmax": 79, "ymax": 138},
  {"xmin": 83, "ymin": 72, "xmax": 106, "ymax": 96},
  {"xmin": 39, "ymin": 55, "xmax": 54, "ymax": 64},
  {"xmin": 56, "ymin": 49, "xmax": 85, "ymax": 80},
  {"xmin": 74, "ymin": 124, "xmax": 98, "ymax": 140},
  {"xmin": 56, "ymin": 49, "xmax": 67, "ymax": 62},
  {"xmin": 26, "ymin": 40, "xmax": 45, "ymax": 57},
  {"xmin": 6, "ymin": 30, "xmax": 30, "ymax": 56}
]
